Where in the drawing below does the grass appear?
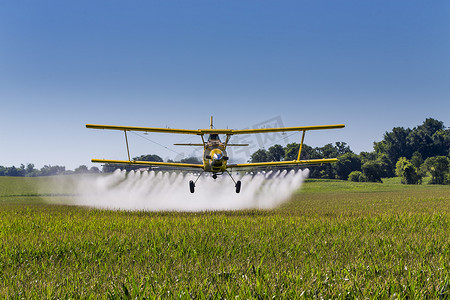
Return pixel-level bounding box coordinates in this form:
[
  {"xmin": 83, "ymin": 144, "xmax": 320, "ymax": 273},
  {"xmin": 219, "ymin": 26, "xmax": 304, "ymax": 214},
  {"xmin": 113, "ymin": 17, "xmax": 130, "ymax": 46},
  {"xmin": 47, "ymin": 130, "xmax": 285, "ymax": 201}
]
[{"xmin": 0, "ymin": 175, "xmax": 449, "ymax": 298}]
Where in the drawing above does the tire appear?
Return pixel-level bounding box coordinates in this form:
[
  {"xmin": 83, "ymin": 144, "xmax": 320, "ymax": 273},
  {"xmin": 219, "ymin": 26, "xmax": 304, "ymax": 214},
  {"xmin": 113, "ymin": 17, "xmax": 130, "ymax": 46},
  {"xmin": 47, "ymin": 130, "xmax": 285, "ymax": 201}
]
[
  {"xmin": 189, "ymin": 180, "xmax": 195, "ymax": 193},
  {"xmin": 235, "ymin": 181, "xmax": 241, "ymax": 193}
]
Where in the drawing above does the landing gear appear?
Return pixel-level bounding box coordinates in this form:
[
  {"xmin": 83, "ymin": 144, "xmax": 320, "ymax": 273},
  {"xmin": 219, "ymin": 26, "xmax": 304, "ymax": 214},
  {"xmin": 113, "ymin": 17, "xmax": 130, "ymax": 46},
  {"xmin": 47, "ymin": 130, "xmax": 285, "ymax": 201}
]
[
  {"xmin": 189, "ymin": 172, "xmax": 205, "ymax": 193},
  {"xmin": 189, "ymin": 180, "xmax": 195, "ymax": 193},
  {"xmin": 226, "ymin": 170, "xmax": 241, "ymax": 193},
  {"xmin": 189, "ymin": 171, "xmax": 241, "ymax": 193},
  {"xmin": 235, "ymin": 180, "xmax": 241, "ymax": 193}
]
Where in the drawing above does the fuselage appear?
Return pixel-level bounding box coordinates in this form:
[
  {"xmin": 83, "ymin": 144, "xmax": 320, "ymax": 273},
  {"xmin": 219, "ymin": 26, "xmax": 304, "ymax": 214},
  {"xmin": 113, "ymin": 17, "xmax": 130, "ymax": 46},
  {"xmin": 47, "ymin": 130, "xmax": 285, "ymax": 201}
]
[{"xmin": 203, "ymin": 134, "xmax": 228, "ymax": 173}]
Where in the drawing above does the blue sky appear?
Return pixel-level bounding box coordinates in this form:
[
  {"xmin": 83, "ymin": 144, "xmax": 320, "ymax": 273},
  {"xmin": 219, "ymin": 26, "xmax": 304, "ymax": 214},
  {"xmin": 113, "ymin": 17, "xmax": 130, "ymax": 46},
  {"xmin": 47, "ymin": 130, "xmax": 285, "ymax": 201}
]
[{"xmin": 1, "ymin": 0, "xmax": 449, "ymax": 170}]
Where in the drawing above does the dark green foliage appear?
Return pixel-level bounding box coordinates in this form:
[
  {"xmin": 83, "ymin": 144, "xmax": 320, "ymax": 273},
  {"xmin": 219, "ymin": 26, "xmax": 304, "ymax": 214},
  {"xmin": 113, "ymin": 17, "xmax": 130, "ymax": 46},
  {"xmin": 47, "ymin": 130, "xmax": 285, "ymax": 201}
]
[
  {"xmin": 284, "ymin": 143, "xmax": 319, "ymax": 161},
  {"xmin": 395, "ymin": 157, "xmax": 422, "ymax": 184},
  {"xmin": 102, "ymin": 164, "xmax": 118, "ymax": 173},
  {"xmin": 267, "ymin": 144, "xmax": 284, "ymax": 161},
  {"xmin": 334, "ymin": 141, "xmax": 352, "ymax": 156},
  {"xmin": 336, "ymin": 153, "xmax": 362, "ymax": 180},
  {"xmin": 0, "ymin": 165, "xmax": 25, "ymax": 176},
  {"xmin": 180, "ymin": 156, "xmax": 202, "ymax": 164},
  {"xmin": 423, "ymin": 156, "xmax": 450, "ymax": 185},
  {"xmin": 348, "ymin": 171, "xmax": 364, "ymax": 182},
  {"xmin": 89, "ymin": 166, "xmax": 100, "ymax": 174},
  {"xmin": 407, "ymin": 118, "xmax": 447, "ymax": 158},
  {"xmin": 132, "ymin": 154, "xmax": 163, "ymax": 162},
  {"xmin": 374, "ymin": 153, "xmax": 391, "ymax": 176},
  {"xmin": 248, "ymin": 144, "xmax": 285, "ymax": 163},
  {"xmin": 37, "ymin": 165, "xmax": 66, "ymax": 176},
  {"xmin": 375, "ymin": 118, "xmax": 450, "ymax": 166},
  {"xmin": 0, "ymin": 164, "xmax": 87, "ymax": 176},
  {"xmin": 362, "ymin": 161, "xmax": 383, "ymax": 182},
  {"xmin": 410, "ymin": 151, "xmax": 424, "ymax": 169},
  {"xmin": 73, "ymin": 165, "xmax": 100, "ymax": 174},
  {"xmin": 359, "ymin": 151, "xmax": 378, "ymax": 164},
  {"xmin": 282, "ymin": 142, "xmax": 352, "ymax": 179},
  {"xmin": 318, "ymin": 143, "xmax": 339, "ymax": 158},
  {"xmin": 284, "ymin": 143, "xmax": 300, "ymax": 161},
  {"xmin": 275, "ymin": 118, "xmax": 449, "ymax": 180},
  {"xmin": 249, "ymin": 149, "xmax": 269, "ymax": 163},
  {"xmin": 374, "ymin": 127, "xmax": 413, "ymax": 165},
  {"xmin": 74, "ymin": 165, "xmax": 89, "ymax": 173}
]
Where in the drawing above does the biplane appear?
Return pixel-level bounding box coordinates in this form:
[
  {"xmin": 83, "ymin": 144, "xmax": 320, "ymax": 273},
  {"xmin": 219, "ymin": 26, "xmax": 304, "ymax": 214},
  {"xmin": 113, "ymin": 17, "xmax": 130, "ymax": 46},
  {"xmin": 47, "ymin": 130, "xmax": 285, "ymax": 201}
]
[{"xmin": 86, "ymin": 117, "xmax": 344, "ymax": 193}]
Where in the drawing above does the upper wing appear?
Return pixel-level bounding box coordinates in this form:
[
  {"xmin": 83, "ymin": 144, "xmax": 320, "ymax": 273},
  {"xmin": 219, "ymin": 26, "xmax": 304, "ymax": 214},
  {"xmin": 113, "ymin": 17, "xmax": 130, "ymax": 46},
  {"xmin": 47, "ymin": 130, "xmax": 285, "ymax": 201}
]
[
  {"xmin": 86, "ymin": 123, "xmax": 345, "ymax": 135},
  {"xmin": 230, "ymin": 124, "xmax": 345, "ymax": 135},
  {"xmin": 91, "ymin": 159, "xmax": 204, "ymax": 169},
  {"xmin": 86, "ymin": 124, "xmax": 201, "ymax": 135},
  {"xmin": 174, "ymin": 143, "xmax": 249, "ymax": 146}
]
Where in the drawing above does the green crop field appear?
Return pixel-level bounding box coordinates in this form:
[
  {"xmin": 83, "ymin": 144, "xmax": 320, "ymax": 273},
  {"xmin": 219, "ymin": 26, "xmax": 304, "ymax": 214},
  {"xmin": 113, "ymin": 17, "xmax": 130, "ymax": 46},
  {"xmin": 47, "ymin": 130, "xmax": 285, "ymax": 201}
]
[{"xmin": 0, "ymin": 175, "xmax": 449, "ymax": 298}]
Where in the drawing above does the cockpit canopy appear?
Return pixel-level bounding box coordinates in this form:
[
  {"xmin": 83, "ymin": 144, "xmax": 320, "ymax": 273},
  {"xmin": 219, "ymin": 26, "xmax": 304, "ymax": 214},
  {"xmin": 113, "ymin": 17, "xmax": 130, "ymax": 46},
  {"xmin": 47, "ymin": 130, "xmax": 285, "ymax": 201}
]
[{"xmin": 208, "ymin": 134, "xmax": 220, "ymax": 141}]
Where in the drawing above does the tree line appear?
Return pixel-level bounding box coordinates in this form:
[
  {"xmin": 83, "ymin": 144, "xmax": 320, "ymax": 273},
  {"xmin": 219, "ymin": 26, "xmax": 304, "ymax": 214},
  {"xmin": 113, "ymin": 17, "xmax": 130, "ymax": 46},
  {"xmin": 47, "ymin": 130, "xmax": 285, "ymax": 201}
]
[
  {"xmin": 249, "ymin": 118, "xmax": 450, "ymax": 185},
  {"xmin": 2, "ymin": 118, "xmax": 449, "ymax": 184},
  {"xmin": 0, "ymin": 164, "xmax": 100, "ymax": 177}
]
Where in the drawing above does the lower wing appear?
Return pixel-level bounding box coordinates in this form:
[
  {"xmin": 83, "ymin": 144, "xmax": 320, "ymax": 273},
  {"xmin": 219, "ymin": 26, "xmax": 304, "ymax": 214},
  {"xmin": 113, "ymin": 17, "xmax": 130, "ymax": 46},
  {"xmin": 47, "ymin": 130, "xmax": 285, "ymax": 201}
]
[
  {"xmin": 91, "ymin": 159, "xmax": 204, "ymax": 169},
  {"xmin": 227, "ymin": 158, "xmax": 337, "ymax": 169}
]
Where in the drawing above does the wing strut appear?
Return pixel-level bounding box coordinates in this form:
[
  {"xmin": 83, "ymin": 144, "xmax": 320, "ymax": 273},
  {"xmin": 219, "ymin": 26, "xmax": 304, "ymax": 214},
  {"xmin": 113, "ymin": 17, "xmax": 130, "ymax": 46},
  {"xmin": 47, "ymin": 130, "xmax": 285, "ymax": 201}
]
[
  {"xmin": 124, "ymin": 130, "xmax": 131, "ymax": 162},
  {"xmin": 297, "ymin": 130, "xmax": 306, "ymax": 161}
]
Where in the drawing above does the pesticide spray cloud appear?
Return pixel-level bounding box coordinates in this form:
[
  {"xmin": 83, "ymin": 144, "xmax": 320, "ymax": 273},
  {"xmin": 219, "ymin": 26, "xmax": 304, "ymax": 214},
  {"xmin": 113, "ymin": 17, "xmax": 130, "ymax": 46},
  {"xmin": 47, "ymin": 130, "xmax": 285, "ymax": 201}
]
[{"xmin": 73, "ymin": 169, "xmax": 309, "ymax": 211}]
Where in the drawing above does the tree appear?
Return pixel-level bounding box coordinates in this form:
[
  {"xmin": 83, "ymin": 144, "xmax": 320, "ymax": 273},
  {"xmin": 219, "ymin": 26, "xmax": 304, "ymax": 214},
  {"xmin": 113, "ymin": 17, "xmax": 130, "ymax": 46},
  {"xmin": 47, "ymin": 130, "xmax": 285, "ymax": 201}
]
[
  {"xmin": 132, "ymin": 154, "xmax": 163, "ymax": 162},
  {"xmin": 335, "ymin": 142, "xmax": 352, "ymax": 156},
  {"xmin": 5, "ymin": 166, "xmax": 25, "ymax": 177},
  {"xmin": 75, "ymin": 165, "xmax": 89, "ymax": 174},
  {"xmin": 317, "ymin": 164, "xmax": 336, "ymax": 179},
  {"xmin": 249, "ymin": 149, "xmax": 269, "ymax": 163},
  {"xmin": 410, "ymin": 151, "xmax": 424, "ymax": 169},
  {"xmin": 284, "ymin": 143, "xmax": 318, "ymax": 161},
  {"xmin": 376, "ymin": 153, "xmax": 394, "ymax": 178},
  {"xmin": 430, "ymin": 129, "xmax": 450, "ymax": 157},
  {"xmin": 423, "ymin": 156, "xmax": 450, "ymax": 185},
  {"xmin": 26, "ymin": 163, "xmax": 35, "ymax": 174},
  {"xmin": 284, "ymin": 143, "xmax": 300, "ymax": 161},
  {"xmin": 180, "ymin": 156, "xmax": 202, "ymax": 164},
  {"xmin": 359, "ymin": 151, "xmax": 378, "ymax": 164},
  {"xmin": 247, "ymin": 141, "xmax": 353, "ymax": 179},
  {"xmin": 102, "ymin": 164, "xmax": 117, "ymax": 173},
  {"xmin": 362, "ymin": 161, "xmax": 383, "ymax": 183},
  {"xmin": 374, "ymin": 127, "xmax": 412, "ymax": 166},
  {"xmin": 89, "ymin": 167, "xmax": 101, "ymax": 173},
  {"xmin": 348, "ymin": 171, "xmax": 364, "ymax": 182},
  {"xmin": 443, "ymin": 129, "xmax": 450, "ymax": 156},
  {"xmin": 267, "ymin": 144, "xmax": 284, "ymax": 161},
  {"xmin": 407, "ymin": 118, "xmax": 446, "ymax": 159},
  {"xmin": 395, "ymin": 157, "xmax": 421, "ymax": 184},
  {"xmin": 319, "ymin": 143, "xmax": 338, "ymax": 158},
  {"xmin": 311, "ymin": 142, "xmax": 352, "ymax": 179},
  {"xmin": 336, "ymin": 153, "xmax": 362, "ymax": 180},
  {"xmin": 39, "ymin": 165, "xmax": 65, "ymax": 176}
]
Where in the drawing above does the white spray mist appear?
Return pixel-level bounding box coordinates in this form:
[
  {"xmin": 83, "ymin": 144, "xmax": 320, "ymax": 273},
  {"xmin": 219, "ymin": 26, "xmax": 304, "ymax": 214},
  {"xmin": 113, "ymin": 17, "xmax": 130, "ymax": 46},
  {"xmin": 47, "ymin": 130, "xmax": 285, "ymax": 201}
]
[{"xmin": 72, "ymin": 169, "xmax": 309, "ymax": 211}]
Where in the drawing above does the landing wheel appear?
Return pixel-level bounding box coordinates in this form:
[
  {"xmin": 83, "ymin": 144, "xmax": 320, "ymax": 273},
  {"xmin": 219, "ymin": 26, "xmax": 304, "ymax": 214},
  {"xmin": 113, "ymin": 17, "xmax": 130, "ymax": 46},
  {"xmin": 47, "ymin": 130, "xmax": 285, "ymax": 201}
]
[
  {"xmin": 189, "ymin": 180, "xmax": 195, "ymax": 193},
  {"xmin": 235, "ymin": 180, "xmax": 241, "ymax": 193}
]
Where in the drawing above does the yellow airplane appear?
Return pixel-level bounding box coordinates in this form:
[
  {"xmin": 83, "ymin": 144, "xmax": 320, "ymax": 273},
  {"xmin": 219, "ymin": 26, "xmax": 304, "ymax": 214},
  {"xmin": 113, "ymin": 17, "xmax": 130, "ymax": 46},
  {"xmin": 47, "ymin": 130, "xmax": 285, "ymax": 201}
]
[{"xmin": 86, "ymin": 117, "xmax": 344, "ymax": 193}]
